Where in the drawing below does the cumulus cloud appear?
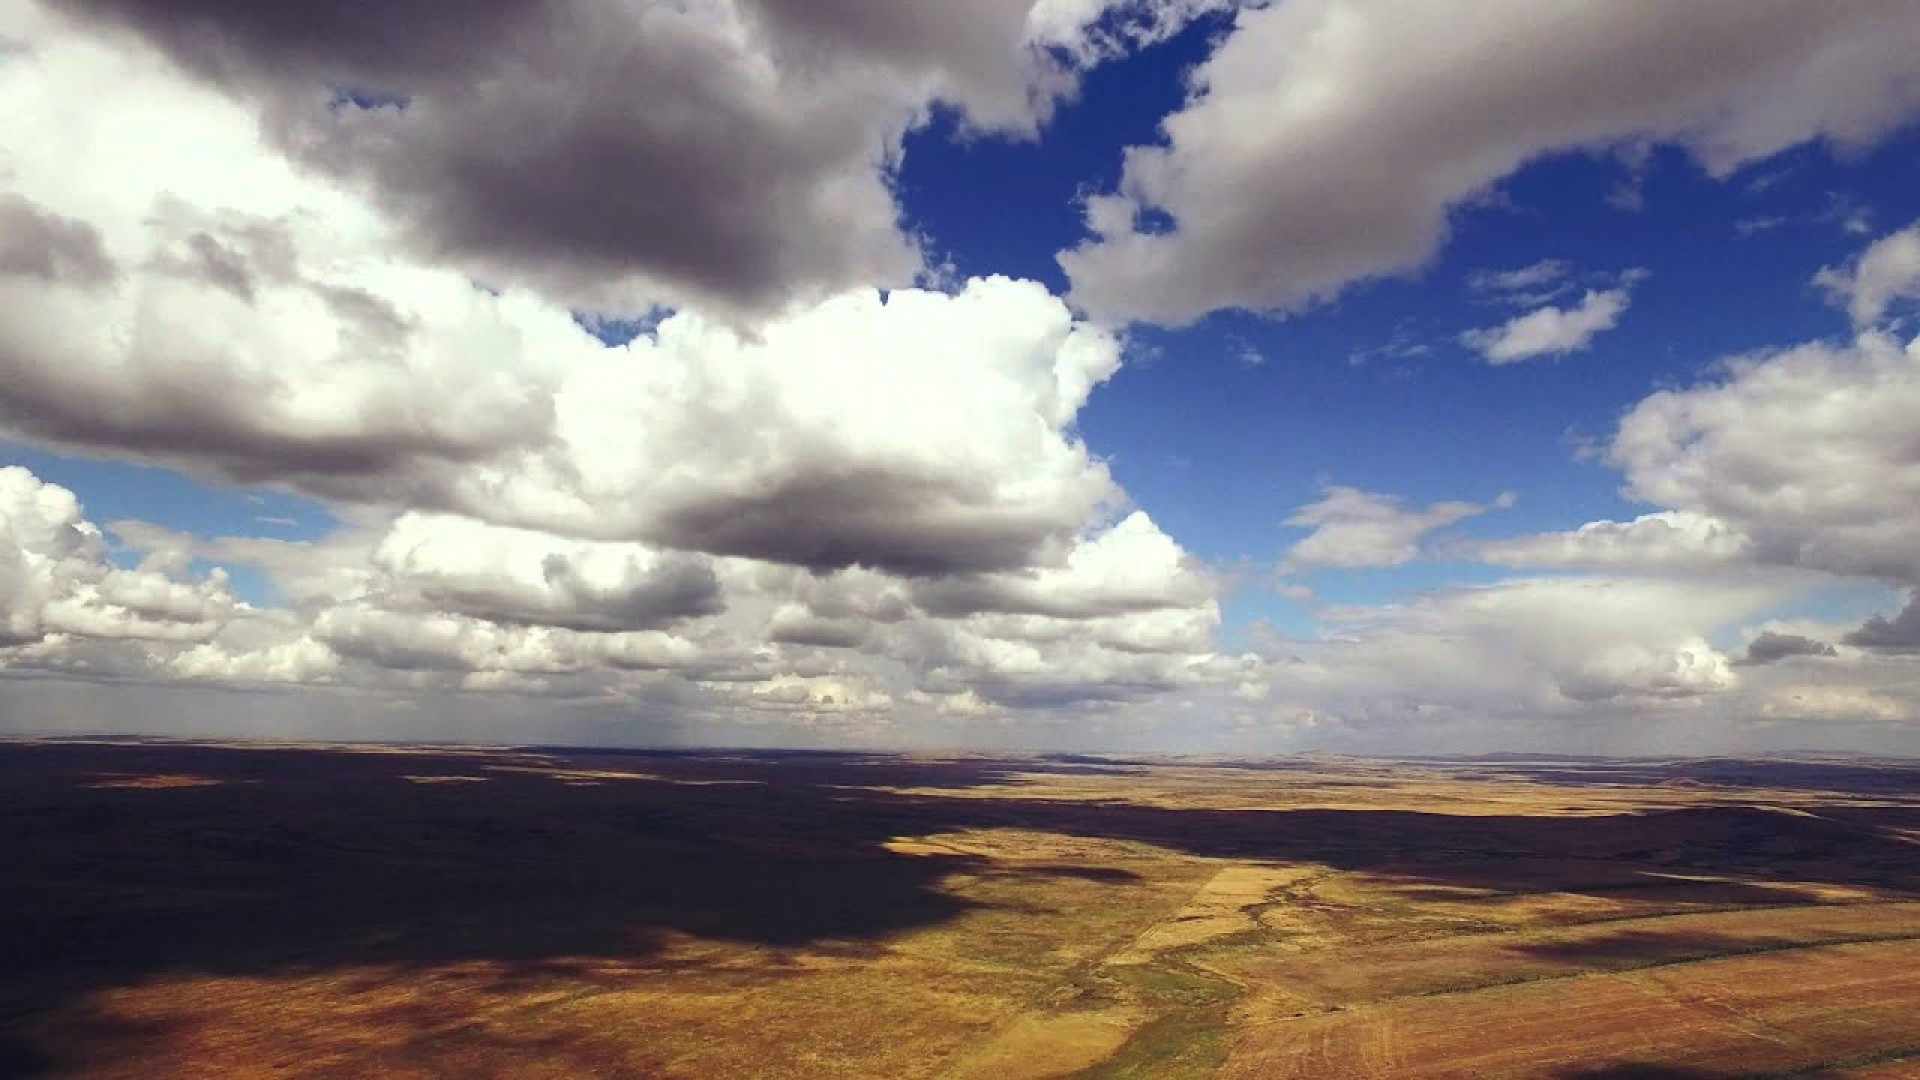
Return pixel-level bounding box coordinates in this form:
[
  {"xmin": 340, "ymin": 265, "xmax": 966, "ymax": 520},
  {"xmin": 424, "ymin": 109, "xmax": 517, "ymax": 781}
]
[
  {"xmin": 0, "ymin": 467, "xmax": 235, "ymax": 650},
  {"xmin": 41, "ymin": 0, "xmax": 1234, "ymax": 318},
  {"xmin": 12, "ymin": 476, "xmax": 1237, "ymax": 718},
  {"xmin": 1817, "ymin": 221, "xmax": 1920, "ymax": 326},
  {"xmin": 1284, "ymin": 487, "xmax": 1512, "ymax": 570},
  {"xmin": 1462, "ymin": 287, "xmax": 1632, "ymax": 364},
  {"xmin": 1061, "ymin": 1, "xmax": 1920, "ymax": 323},
  {"xmin": 1610, "ymin": 328, "xmax": 1920, "ymax": 581},
  {"xmin": 0, "ymin": 26, "xmax": 1126, "ymax": 576},
  {"xmin": 1484, "ymin": 228, "xmax": 1920, "ymax": 593},
  {"xmin": 47, "ymin": 2, "xmax": 912, "ymax": 314},
  {"xmin": 370, "ymin": 513, "xmax": 723, "ymax": 632},
  {"xmin": 8, "ymin": 2, "xmax": 1920, "ymax": 752},
  {"xmin": 909, "ymin": 511, "xmax": 1215, "ymax": 618}
]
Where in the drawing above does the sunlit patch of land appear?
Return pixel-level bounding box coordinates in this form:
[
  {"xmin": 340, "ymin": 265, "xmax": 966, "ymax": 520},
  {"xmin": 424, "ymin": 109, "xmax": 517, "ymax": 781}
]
[{"xmin": 5, "ymin": 741, "xmax": 1920, "ymax": 1078}]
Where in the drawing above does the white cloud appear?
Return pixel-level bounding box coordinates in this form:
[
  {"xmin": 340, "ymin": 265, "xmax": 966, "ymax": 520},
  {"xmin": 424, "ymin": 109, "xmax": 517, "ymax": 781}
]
[
  {"xmin": 1462, "ymin": 287, "xmax": 1631, "ymax": 364},
  {"xmin": 1817, "ymin": 220, "xmax": 1920, "ymax": 326},
  {"xmin": 1480, "ymin": 228, "xmax": 1920, "ymax": 593},
  {"xmin": 13, "ymin": 479, "xmax": 1237, "ymax": 720},
  {"xmin": 0, "ymin": 22, "xmax": 1130, "ymax": 578},
  {"xmin": 1611, "ymin": 329, "xmax": 1920, "ymax": 581},
  {"xmin": 6, "ymin": 3, "xmax": 1920, "ymax": 753},
  {"xmin": 1060, "ymin": 0, "xmax": 1920, "ymax": 323},
  {"xmin": 1249, "ymin": 577, "xmax": 1776, "ymax": 729},
  {"xmin": 909, "ymin": 511, "xmax": 1215, "ymax": 618},
  {"xmin": 27, "ymin": 0, "xmax": 1247, "ymax": 320},
  {"xmin": 1475, "ymin": 511, "xmax": 1754, "ymax": 572},
  {"xmin": 0, "ymin": 467, "xmax": 235, "ymax": 649},
  {"xmin": 371, "ymin": 512, "xmax": 723, "ymax": 632},
  {"xmin": 1025, "ymin": 0, "xmax": 1242, "ymax": 65},
  {"xmin": 1284, "ymin": 486, "xmax": 1511, "ymax": 570},
  {"xmin": 31, "ymin": 0, "xmax": 1212, "ymax": 318}
]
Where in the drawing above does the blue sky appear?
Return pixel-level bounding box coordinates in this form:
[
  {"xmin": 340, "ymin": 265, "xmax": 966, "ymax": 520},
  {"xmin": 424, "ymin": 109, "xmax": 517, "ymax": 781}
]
[{"xmin": 4, "ymin": 1, "xmax": 1920, "ymax": 752}]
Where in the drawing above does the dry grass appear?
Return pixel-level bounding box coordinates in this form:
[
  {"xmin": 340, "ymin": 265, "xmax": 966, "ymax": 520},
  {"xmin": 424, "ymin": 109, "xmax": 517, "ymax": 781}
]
[
  {"xmin": 1221, "ymin": 941, "xmax": 1920, "ymax": 1079},
  {"xmin": 5, "ymin": 741, "xmax": 1920, "ymax": 1079}
]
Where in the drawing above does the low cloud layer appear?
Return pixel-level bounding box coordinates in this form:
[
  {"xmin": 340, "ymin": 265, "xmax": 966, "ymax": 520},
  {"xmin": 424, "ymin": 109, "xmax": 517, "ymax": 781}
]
[{"xmin": 1, "ymin": 468, "xmax": 1242, "ymax": 727}]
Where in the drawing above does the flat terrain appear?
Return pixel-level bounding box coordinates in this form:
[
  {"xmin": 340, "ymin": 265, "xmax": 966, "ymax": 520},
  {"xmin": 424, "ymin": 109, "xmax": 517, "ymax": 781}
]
[{"xmin": 5, "ymin": 742, "xmax": 1920, "ymax": 1078}]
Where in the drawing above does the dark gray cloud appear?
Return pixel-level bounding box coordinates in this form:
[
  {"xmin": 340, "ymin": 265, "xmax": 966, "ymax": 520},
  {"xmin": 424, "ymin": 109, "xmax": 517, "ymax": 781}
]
[
  {"xmin": 142, "ymin": 210, "xmax": 299, "ymax": 300},
  {"xmin": 0, "ymin": 194, "xmax": 117, "ymax": 285},
  {"xmin": 56, "ymin": 0, "xmax": 1078, "ymax": 314},
  {"xmin": 653, "ymin": 467, "xmax": 1061, "ymax": 577},
  {"xmin": 767, "ymin": 612, "xmax": 869, "ymax": 649},
  {"xmin": 1845, "ymin": 593, "xmax": 1920, "ymax": 654},
  {"xmin": 1737, "ymin": 631, "xmax": 1839, "ymax": 666},
  {"xmin": 408, "ymin": 553, "xmax": 723, "ymax": 634}
]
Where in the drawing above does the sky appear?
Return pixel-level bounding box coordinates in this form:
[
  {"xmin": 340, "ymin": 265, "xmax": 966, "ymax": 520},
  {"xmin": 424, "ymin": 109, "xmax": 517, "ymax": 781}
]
[{"xmin": 4, "ymin": 0, "xmax": 1920, "ymax": 754}]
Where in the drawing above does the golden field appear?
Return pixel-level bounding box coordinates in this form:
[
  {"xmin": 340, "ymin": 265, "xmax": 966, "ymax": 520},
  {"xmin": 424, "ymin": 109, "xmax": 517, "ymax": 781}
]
[{"xmin": 5, "ymin": 741, "xmax": 1920, "ymax": 1078}]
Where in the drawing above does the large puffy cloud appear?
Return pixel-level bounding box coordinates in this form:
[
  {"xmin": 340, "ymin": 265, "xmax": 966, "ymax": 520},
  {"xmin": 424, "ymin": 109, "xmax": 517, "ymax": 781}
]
[
  {"xmin": 0, "ymin": 468, "xmax": 235, "ymax": 650},
  {"xmin": 1473, "ymin": 228, "xmax": 1920, "ymax": 586},
  {"xmin": 0, "ymin": 4, "xmax": 1250, "ymax": 729},
  {"xmin": 908, "ymin": 511, "xmax": 1215, "ymax": 618},
  {"xmin": 45, "ymin": 0, "xmax": 916, "ymax": 315},
  {"xmin": 369, "ymin": 513, "xmax": 723, "ymax": 632},
  {"xmin": 0, "ymin": 29, "xmax": 1224, "ymax": 720},
  {"xmin": 529, "ymin": 282, "xmax": 1124, "ymax": 574},
  {"xmin": 0, "ymin": 18, "xmax": 1128, "ymax": 578},
  {"xmin": 1610, "ymin": 329, "xmax": 1920, "ymax": 581},
  {"xmin": 44, "ymin": 0, "xmax": 1228, "ymax": 317},
  {"xmin": 1283, "ymin": 486, "xmax": 1511, "ymax": 570},
  {"xmin": 1061, "ymin": 0, "xmax": 1920, "ymax": 323}
]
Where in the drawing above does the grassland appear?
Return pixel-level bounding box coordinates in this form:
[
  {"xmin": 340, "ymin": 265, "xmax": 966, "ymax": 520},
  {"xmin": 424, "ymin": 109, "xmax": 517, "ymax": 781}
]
[{"xmin": 4, "ymin": 741, "xmax": 1920, "ymax": 1078}]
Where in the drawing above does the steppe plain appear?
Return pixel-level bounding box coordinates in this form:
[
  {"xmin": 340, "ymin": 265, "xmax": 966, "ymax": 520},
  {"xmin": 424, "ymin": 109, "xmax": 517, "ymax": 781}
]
[{"xmin": 6, "ymin": 739, "xmax": 1920, "ymax": 1079}]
